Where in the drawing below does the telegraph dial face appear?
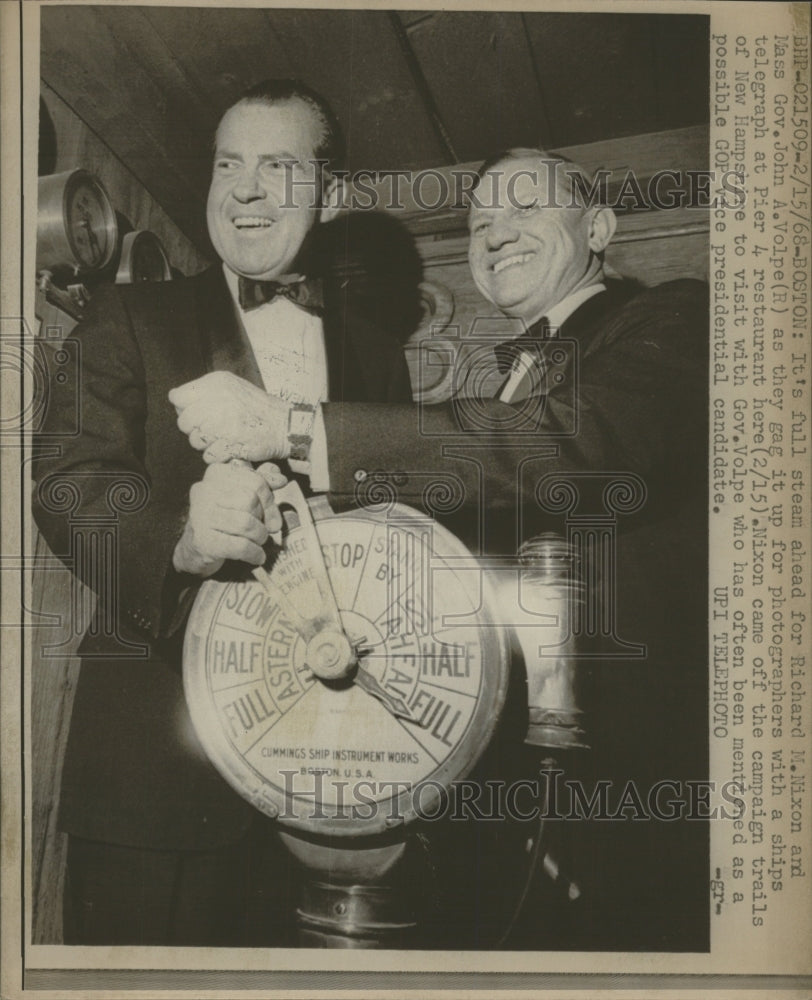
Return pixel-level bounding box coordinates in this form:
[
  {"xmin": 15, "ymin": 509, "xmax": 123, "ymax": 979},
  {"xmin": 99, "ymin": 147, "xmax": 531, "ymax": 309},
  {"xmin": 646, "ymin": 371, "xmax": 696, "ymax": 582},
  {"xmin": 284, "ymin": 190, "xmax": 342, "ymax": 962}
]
[{"xmin": 184, "ymin": 488, "xmax": 509, "ymax": 838}]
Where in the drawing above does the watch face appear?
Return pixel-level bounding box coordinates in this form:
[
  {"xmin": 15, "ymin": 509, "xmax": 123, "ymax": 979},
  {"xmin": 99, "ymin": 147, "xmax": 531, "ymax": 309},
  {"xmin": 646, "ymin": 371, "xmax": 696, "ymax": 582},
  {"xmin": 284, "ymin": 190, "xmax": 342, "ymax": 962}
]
[
  {"xmin": 184, "ymin": 502, "xmax": 509, "ymax": 837},
  {"xmin": 65, "ymin": 173, "xmax": 116, "ymax": 270}
]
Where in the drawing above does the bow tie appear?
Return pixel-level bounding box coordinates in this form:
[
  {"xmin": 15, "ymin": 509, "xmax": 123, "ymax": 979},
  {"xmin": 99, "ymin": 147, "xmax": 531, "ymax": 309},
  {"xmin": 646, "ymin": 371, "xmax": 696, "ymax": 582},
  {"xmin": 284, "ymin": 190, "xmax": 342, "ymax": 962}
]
[
  {"xmin": 237, "ymin": 275, "xmax": 324, "ymax": 313},
  {"xmin": 494, "ymin": 316, "xmax": 551, "ymax": 374}
]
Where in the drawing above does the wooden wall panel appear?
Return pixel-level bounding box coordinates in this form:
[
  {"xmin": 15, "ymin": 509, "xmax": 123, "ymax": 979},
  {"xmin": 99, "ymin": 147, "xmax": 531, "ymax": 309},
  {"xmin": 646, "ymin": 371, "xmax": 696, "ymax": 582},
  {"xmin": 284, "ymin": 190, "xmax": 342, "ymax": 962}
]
[
  {"xmin": 138, "ymin": 6, "xmax": 295, "ymax": 114},
  {"xmin": 352, "ymin": 124, "xmax": 709, "ymax": 240},
  {"xmin": 523, "ymin": 13, "xmax": 660, "ymax": 147},
  {"xmin": 40, "ymin": 6, "xmax": 213, "ymax": 251}
]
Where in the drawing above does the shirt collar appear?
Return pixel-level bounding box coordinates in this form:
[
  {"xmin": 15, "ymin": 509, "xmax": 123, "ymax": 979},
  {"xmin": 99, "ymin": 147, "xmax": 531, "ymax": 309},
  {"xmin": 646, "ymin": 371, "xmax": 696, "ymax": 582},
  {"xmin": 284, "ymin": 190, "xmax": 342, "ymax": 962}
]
[
  {"xmin": 222, "ymin": 264, "xmax": 243, "ymax": 308},
  {"xmin": 539, "ymin": 283, "xmax": 606, "ymax": 333}
]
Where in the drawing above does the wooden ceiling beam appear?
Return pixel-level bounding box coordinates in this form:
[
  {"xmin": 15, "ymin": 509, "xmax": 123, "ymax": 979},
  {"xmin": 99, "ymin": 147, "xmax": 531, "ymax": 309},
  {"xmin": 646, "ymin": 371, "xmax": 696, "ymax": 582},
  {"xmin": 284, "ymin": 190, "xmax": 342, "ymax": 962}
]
[
  {"xmin": 519, "ymin": 12, "xmax": 555, "ymax": 149},
  {"xmin": 387, "ymin": 12, "xmax": 458, "ymax": 165},
  {"xmin": 258, "ymin": 9, "xmax": 447, "ymax": 173},
  {"xmin": 40, "ymin": 6, "xmax": 211, "ymax": 249}
]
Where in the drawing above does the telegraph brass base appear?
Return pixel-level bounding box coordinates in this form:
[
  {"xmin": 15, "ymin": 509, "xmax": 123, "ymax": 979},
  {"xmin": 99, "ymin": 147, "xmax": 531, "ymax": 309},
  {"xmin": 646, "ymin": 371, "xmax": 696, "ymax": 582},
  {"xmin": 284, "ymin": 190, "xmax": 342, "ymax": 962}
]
[
  {"xmin": 296, "ymin": 881, "xmax": 418, "ymax": 948},
  {"xmin": 525, "ymin": 707, "xmax": 589, "ymax": 750}
]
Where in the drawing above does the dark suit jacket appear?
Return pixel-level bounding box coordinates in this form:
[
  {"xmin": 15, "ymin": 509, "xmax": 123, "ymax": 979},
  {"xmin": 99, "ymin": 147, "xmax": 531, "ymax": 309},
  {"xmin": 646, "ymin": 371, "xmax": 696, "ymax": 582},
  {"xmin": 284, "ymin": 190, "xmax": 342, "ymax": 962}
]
[
  {"xmin": 318, "ymin": 278, "xmax": 710, "ymax": 949},
  {"xmin": 322, "ymin": 278, "xmax": 709, "ymax": 671},
  {"xmin": 33, "ymin": 265, "xmax": 413, "ymax": 850}
]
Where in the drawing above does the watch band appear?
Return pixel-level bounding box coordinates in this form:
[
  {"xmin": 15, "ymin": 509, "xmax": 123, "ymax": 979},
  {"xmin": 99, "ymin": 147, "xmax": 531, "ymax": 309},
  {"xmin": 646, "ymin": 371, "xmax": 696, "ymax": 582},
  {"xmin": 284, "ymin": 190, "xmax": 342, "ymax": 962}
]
[{"xmin": 287, "ymin": 402, "xmax": 316, "ymax": 461}]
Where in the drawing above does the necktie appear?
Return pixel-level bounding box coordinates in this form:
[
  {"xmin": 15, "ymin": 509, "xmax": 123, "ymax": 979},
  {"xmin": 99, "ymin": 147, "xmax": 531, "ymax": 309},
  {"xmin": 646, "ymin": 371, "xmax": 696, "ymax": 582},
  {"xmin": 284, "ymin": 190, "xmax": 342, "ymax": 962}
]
[
  {"xmin": 494, "ymin": 316, "xmax": 551, "ymax": 374},
  {"xmin": 237, "ymin": 275, "xmax": 324, "ymax": 314}
]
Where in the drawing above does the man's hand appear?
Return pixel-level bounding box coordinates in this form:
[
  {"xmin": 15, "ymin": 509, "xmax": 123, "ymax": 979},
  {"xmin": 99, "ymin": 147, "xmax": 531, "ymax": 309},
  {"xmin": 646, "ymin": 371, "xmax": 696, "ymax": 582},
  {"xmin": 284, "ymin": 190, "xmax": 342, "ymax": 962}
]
[
  {"xmin": 169, "ymin": 371, "xmax": 290, "ymax": 464},
  {"xmin": 172, "ymin": 461, "xmax": 287, "ymax": 577}
]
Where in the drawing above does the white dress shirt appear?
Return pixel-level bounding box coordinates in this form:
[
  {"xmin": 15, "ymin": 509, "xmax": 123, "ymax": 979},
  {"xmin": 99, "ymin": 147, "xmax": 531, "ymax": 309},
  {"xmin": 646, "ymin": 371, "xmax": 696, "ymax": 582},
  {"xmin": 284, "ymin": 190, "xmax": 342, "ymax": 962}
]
[{"xmin": 223, "ymin": 265, "xmax": 330, "ymax": 490}]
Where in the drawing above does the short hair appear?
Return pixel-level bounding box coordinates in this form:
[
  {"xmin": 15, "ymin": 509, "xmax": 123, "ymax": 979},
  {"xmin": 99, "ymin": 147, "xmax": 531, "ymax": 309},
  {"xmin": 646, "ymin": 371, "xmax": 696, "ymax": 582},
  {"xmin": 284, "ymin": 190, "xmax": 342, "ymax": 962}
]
[
  {"xmin": 474, "ymin": 147, "xmax": 605, "ymax": 210},
  {"xmin": 225, "ymin": 78, "xmax": 345, "ymax": 171}
]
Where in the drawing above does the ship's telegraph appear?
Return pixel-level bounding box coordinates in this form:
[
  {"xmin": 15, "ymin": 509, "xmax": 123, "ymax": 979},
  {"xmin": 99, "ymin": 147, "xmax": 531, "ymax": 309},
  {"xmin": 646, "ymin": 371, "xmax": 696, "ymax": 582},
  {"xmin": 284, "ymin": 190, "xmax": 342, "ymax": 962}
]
[
  {"xmin": 183, "ymin": 481, "xmax": 511, "ymax": 840},
  {"xmin": 183, "ymin": 481, "xmax": 587, "ymax": 945}
]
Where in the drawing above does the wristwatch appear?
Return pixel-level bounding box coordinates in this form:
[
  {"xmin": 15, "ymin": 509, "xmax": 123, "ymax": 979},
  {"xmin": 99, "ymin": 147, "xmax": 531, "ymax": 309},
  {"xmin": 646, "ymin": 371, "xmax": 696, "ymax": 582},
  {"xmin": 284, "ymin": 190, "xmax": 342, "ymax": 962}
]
[{"xmin": 287, "ymin": 402, "xmax": 316, "ymax": 461}]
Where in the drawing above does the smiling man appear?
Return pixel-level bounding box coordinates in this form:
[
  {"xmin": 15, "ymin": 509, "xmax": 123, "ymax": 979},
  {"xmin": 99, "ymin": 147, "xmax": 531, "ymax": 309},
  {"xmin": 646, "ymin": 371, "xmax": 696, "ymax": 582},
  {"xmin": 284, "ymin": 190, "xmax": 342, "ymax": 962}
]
[
  {"xmin": 468, "ymin": 150, "xmax": 616, "ymax": 329},
  {"xmin": 206, "ymin": 98, "xmax": 326, "ymax": 281},
  {"xmin": 33, "ymin": 79, "xmax": 412, "ymax": 946}
]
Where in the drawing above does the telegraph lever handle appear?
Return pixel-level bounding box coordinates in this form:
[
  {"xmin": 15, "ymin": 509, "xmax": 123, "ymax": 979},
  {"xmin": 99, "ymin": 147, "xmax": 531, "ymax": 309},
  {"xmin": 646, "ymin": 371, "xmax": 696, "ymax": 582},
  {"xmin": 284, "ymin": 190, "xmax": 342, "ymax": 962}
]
[{"xmin": 235, "ymin": 469, "xmax": 412, "ymax": 719}]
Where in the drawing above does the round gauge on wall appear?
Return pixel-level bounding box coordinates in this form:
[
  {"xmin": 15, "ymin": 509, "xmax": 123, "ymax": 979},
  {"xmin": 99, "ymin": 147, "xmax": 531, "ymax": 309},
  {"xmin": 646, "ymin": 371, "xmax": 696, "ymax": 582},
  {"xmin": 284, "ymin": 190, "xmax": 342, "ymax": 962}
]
[
  {"xmin": 184, "ymin": 482, "xmax": 510, "ymax": 839},
  {"xmin": 115, "ymin": 230, "xmax": 172, "ymax": 284},
  {"xmin": 37, "ymin": 169, "xmax": 118, "ymax": 274}
]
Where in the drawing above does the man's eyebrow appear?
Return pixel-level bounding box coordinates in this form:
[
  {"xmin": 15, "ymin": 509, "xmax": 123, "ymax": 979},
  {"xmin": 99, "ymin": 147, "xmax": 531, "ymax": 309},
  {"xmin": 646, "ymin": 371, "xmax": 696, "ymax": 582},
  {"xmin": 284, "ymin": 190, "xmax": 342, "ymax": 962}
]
[
  {"xmin": 213, "ymin": 150, "xmax": 301, "ymax": 161},
  {"xmin": 258, "ymin": 151, "xmax": 301, "ymax": 163}
]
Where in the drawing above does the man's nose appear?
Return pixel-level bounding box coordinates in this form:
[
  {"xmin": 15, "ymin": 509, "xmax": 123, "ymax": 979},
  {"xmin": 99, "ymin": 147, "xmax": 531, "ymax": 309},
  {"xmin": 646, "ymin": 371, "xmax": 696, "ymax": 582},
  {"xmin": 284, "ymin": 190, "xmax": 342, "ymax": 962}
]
[
  {"xmin": 232, "ymin": 168, "xmax": 264, "ymax": 202},
  {"xmin": 485, "ymin": 217, "xmax": 520, "ymax": 251}
]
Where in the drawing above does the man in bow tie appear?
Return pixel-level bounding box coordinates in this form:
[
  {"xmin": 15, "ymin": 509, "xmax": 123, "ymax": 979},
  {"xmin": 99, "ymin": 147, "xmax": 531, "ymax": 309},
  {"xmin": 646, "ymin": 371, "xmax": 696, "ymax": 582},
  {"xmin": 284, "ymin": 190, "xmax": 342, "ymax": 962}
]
[
  {"xmin": 33, "ymin": 79, "xmax": 412, "ymax": 946},
  {"xmin": 168, "ymin": 82, "xmax": 411, "ymax": 577}
]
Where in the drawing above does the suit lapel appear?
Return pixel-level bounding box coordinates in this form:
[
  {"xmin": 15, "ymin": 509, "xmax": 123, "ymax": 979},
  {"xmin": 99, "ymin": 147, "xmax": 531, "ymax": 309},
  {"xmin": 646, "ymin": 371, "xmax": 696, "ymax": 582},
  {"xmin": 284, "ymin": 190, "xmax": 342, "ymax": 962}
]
[
  {"xmin": 192, "ymin": 266, "xmax": 264, "ymax": 389},
  {"xmin": 496, "ymin": 282, "xmax": 636, "ymax": 404},
  {"xmin": 559, "ymin": 280, "xmax": 635, "ymax": 353}
]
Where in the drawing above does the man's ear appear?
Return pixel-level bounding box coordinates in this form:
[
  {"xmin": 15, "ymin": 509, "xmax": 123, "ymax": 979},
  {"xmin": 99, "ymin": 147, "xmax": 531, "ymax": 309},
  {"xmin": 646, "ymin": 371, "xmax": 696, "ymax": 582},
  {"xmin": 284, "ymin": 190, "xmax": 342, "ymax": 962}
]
[
  {"xmin": 318, "ymin": 172, "xmax": 345, "ymax": 224},
  {"xmin": 587, "ymin": 205, "xmax": 617, "ymax": 253}
]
